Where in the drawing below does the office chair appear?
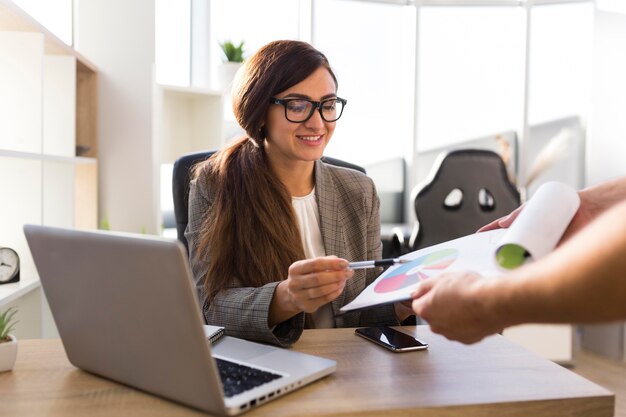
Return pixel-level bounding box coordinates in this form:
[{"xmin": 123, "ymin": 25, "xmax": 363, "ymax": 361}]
[
  {"xmin": 172, "ymin": 150, "xmax": 217, "ymax": 253},
  {"xmin": 172, "ymin": 150, "xmax": 367, "ymax": 253},
  {"xmin": 408, "ymin": 149, "xmax": 520, "ymax": 251}
]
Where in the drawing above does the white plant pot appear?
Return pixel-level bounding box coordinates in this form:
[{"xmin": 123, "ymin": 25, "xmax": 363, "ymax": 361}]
[
  {"xmin": 0, "ymin": 334, "xmax": 17, "ymax": 372},
  {"xmin": 216, "ymin": 62, "xmax": 243, "ymax": 92}
]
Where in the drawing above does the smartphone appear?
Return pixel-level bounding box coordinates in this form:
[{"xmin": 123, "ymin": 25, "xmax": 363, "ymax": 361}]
[{"xmin": 355, "ymin": 326, "xmax": 428, "ymax": 352}]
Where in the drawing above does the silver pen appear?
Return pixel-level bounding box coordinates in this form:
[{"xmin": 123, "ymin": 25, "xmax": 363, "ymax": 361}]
[{"xmin": 348, "ymin": 258, "xmax": 409, "ymax": 270}]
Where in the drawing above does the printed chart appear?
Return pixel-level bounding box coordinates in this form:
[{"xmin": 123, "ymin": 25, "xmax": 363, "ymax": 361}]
[{"xmin": 373, "ymin": 249, "xmax": 459, "ymax": 293}]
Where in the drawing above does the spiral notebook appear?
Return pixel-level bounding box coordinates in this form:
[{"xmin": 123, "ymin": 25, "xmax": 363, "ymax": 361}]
[{"xmin": 203, "ymin": 325, "xmax": 225, "ymax": 344}]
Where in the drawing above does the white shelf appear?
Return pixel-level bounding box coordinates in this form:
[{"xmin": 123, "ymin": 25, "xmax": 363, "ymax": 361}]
[
  {"xmin": 160, "ymin": 83, "xmax": 222, "ymax": 97},
  {"xmin": 0, "ymin": 149, "xmax": 97, "ymax": 164},
  {"xmin": 0, "ymin": 275, "xmax": 40, "ymax": 307}
]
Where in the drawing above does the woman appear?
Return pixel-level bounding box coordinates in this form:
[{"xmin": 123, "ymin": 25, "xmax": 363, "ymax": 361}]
[{"xmin": 186, "ymin": 40, "xmax": 412, "ymax": 347}]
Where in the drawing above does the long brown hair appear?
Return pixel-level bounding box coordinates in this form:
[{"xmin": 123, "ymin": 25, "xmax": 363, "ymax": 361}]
[{"xmin": 194, "ymin": 40, "xmax": 338, "ymax": 300}]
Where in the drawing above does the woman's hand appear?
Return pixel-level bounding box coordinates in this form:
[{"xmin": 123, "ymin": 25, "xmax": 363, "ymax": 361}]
[
  {"xmin": 270, "ymin": 256, "xmax": 353, "ymax": 325},
  {"xmin": 285, "ymin": 256, "xmax": 353, "ymax": 313}
]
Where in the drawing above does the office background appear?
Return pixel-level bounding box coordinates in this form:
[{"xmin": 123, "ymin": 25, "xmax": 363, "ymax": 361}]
[{"xmin": 1, "ymin": 0, "xmax": 626, "ymax": 365}]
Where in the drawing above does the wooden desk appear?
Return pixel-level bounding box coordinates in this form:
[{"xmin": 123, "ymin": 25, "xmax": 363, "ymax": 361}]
[{"xmin": 0, "ymin": 326, "xmax": 614, "ymax": 417}]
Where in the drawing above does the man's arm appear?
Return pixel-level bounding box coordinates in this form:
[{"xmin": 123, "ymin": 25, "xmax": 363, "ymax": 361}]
[
  {"xmin": 500, "ymin": 198, "xmax": 626, "ymax": 324},
  {"xmin": 412, "ymin": 199, "xmax": 626, "ymax": 344}
]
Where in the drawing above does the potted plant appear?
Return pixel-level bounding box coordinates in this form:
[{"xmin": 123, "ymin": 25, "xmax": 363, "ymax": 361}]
[
  {"xmin": 0, "ymin": 307, "xmax": 18, "ymax": 372},
  {"xmin": 216, "ymin": 40, "xmax": 245, "ymax": 91}
]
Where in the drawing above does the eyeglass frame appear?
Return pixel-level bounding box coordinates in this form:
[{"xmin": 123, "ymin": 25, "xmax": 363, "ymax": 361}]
[{"xmin": 269, "ymin": 97, "xmax": 347, "ymax": 123}]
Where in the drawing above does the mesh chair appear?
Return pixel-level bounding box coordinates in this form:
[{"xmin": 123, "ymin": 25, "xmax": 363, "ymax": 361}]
[
  {"xmin": 172, "ymin": 150, "xmax": 366, "ymax": 253},
  {"xmin": 408, "ymin": 149, "xmax": 520, "ymax": 251}
]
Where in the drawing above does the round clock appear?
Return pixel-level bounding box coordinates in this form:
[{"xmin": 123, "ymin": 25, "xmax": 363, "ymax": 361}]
[{"xmin": 0, "ymin": 247, "xmax": 20, "ymax": 284}]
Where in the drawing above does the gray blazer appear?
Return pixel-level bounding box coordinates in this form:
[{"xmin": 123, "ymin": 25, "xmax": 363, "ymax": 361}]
[{"xmin": 186, "ymin": 159, "xmax": 399, "ymax": 347}]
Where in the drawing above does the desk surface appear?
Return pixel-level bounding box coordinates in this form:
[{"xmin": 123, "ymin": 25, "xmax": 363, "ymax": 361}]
[{"xmin": 0, "ymin": 326, "xmax": 614, "ymax": 417}]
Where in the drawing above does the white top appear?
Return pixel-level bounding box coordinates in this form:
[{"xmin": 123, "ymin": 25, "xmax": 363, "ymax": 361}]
[{"xmin": 292, "ymin": 188, "xmax": 334, "ymax": 328}]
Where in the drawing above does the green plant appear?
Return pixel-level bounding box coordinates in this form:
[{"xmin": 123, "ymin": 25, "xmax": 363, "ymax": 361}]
[
  {"xmin": 219, "ymin": 40, "xmax": 245, "ymax": 63},
  {"xmin": 0, "ymin": 307, "xmax": 17, "ymax": 342},
  {"xmin": 99, "ymin": 217, "xmax": 111, "ymax": 231}
]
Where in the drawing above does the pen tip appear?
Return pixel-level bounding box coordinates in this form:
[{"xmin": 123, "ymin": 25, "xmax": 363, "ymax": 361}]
[{"xmin": 397, "ymin": 258, "xmax": 410, "ymax": 264}]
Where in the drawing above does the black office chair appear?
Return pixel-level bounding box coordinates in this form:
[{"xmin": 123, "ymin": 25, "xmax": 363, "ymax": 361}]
[
  {"xmin": 408, "ymin": 149, "xmax": 520, "ymax": 251},
  {"xmin": 172, "ymin": 150, "xmax": 367, "ymax": 253},
  {"xmin": 172, "ymin": 150, "xmax": 217, "ymax": 253}
]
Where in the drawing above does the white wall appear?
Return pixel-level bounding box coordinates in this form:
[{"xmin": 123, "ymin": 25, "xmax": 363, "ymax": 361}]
[
  {"xmin": 587, "ymin": 11, "xmax": 626, "ymax": 186},
  {"xmin": 75, "ymin": 0, "xmax": 158, "ymax": 234},
  {"xmin": 579, "ymin": 9, "xmax": 626, "ymax": 361}
]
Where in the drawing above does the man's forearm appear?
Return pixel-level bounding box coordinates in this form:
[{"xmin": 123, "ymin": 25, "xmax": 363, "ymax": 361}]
[
  {"xmin": 582, "ymin": 176, "xmax": 626, "ymax": 214},
  {"xmin": 493, "ymin": 199, "xmax": 626, "ymax": 325}
]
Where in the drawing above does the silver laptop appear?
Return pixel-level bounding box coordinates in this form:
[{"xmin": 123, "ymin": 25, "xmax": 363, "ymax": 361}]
[{"xmin": 24, "ymin": 224, "xmax": 336, "ymax": 415}]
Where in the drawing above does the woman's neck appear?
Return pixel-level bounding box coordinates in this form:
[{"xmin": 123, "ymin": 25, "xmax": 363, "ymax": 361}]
[{"xmin": 270, "ymin": 158, "xmax": 315, "ymax": 197}]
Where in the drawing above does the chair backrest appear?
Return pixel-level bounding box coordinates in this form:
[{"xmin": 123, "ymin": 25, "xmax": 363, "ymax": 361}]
[
  {"xmin": 408, "ymin": 149, "xmax": 520, "ymax": 251},
  {"xmin": 172, "ymin": 150, "xmax": 366, "ymax": 253},
  {"xmin": 172, "ymin": 150, "xmax": 217, "ymax": 252}
]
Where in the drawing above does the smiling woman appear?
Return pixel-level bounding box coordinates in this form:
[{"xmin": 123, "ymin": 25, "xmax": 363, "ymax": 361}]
[{"xmin": 184, "ymin": 40, "xmax": 410, "ymax": 347}]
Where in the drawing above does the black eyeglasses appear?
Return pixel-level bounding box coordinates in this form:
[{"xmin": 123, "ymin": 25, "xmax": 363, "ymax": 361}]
[{"xmin": 270, "ymin": 97, "xmax": 347, "ymax": 123}]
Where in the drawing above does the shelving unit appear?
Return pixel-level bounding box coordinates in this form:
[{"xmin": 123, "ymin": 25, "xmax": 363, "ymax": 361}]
[
  {"xmin": 154, "ymin": 84, "xmax": 224, "ymax": 164},
  {"xmin": 0, "ymin": 0, "xmax": 98, "ymax": 338},
  {"xmin": 154, "ymin": 83, "xmax": 246, "ymax": 164}
]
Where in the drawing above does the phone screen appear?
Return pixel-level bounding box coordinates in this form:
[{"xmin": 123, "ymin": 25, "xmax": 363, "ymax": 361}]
[{"xmin": 355, "ymin": 327, "xmax": 428, "ymax": 352}]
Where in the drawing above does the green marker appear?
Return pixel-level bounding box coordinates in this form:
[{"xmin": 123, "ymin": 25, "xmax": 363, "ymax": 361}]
[{"xmin": 496, "ymin": 244, "xmax": 528, "ymax": 269}]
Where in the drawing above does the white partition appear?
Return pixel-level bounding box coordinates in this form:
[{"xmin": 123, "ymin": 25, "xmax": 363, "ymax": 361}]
[{"xmin": 0, "ymin": 31, "xmax": 43, "ymax": 153}]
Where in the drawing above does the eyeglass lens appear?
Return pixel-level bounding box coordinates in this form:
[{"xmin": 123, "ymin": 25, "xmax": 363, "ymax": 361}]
[{"xmin": 284, "ymin": 99, "xmax": 344, "ymax": 122}]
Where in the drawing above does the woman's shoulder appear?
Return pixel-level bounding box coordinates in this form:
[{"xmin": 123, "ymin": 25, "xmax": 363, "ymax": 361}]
[
  {"xmin": 318, "ymin": 159, "xmax": 375, "ymax": 192},
  {"xmin": 190, "ymin": 159, "xmax": 218, "ymax": 198}
]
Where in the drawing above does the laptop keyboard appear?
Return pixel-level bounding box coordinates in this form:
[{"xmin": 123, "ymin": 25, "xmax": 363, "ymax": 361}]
[{"xmin": 215, "ymin": 357, "xmax": 283, "ymax": 398}]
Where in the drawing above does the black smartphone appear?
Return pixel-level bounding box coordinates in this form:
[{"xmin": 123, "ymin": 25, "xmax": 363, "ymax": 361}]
[{"xmin": 355, "ymin": 326, "xmax": 428, "ymax": 352}]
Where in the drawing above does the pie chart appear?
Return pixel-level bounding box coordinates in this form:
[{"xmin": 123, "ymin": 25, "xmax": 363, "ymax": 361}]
[{"xmin": 373, "ymin": 249, "xmax": 459, "ymax": 293}]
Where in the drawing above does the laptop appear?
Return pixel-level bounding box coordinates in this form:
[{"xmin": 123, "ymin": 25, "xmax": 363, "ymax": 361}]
[{"xmin": 24, "ymin": 224, "xmax": 336, "ymax": 415}]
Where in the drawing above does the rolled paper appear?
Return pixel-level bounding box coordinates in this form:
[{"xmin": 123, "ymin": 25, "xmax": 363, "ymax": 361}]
[{"xmin": 495, "ymin": 181, "xmax": 580, "ymax": 269}]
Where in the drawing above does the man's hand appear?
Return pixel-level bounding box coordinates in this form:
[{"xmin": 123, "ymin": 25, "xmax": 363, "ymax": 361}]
[{"xmin": 411, "ymin": 272, "xmax": 505, "ymax": 344}]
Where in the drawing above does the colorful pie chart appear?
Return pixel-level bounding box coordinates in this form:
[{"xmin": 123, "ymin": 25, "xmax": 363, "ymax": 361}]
[{"xmin": 373, "ymin": 249, "xmax": 459, "ymax": 293}]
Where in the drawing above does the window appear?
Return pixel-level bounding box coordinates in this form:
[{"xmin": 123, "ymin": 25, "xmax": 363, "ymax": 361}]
[
  {"xmin": 209, "ymin": 0, "xmax": 300, "ymax": 88},
  {"xmin": 314, "ymin": 0, "xmax": 416, "ymax": 164},
  {"xmin": 156, "ymin": 0, "xmax": 191, "ymax": 86},
  {"xmin": 528, "ymin": 3, "xmax": 593, "ymax": 125},
  {"xmin": 155, "ymin": 0, "xmax": 594, "ymax": 184},
  {"xmin": 416, "ymin": 6, "xmax": 525, "ymax": 151}
]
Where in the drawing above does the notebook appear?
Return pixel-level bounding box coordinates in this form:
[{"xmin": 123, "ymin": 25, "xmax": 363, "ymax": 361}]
[
  {"xmin": 24, "ymin": 225, "xmax": 336, "ymax": 416},
  {"xmin": 204, "ymin": 325, "xmax": 225, "ymax": 344}
]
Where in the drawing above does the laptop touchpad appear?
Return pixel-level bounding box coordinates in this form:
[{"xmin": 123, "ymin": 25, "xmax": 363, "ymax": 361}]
[{"xmin": 212, "ymin": 337, "xmax": 277, "ymax": 361}]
